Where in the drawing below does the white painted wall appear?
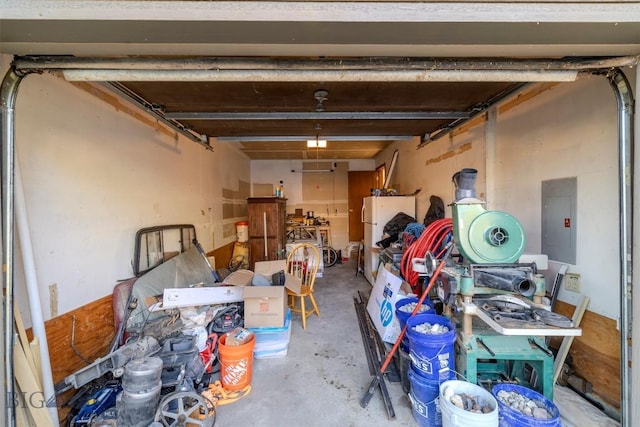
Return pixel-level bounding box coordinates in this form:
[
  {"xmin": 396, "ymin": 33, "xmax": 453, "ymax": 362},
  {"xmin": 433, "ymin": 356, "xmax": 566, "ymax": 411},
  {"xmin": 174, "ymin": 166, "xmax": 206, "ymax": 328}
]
[
  {"xmin": 251, "ymin": 158, "xmax": 376, "ymax": 253},
  {"xmin": 251, "ymin": 160, "xmax": 305, "ymax": 201},
  {"xmin": 380, "ymin": 69, "xmax": 637, "ymax": 321},
  {"xmin": 493, "ymin": 75, "xmax": 621, "ymax": 318},
  {"xmin": 348, "ymin": 159, "xmax": 377, "ymax": 171},
  {"xmin": 250, "ymin": 159, "xmax": 375, "ymax": 202},
  {"xmin": 377, "ymin": 132, "xmax": 487, "ymax": 225},
  {"xmin": 2, "ymin": 56, "xmax": 250, "ymax": 323}
]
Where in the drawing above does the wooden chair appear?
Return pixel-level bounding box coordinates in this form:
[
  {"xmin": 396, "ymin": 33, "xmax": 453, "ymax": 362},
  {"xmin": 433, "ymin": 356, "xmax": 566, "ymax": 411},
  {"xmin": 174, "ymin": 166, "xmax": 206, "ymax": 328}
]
[{"xmin": 286, "ymin": 243, "xmax": 321, "ymax": 329}]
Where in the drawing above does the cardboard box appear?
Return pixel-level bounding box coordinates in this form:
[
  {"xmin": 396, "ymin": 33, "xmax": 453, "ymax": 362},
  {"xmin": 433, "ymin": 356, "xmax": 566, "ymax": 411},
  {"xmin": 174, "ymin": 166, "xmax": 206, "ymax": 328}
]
[
  {"xmin": 366, "ymin": 263, "xmax": 414, "ymax": 344},
  {"xmin": 224, "ymin": 327, "xmax": 254, "ymax": 346},
  {"xmin": 162, "ymin": 285, "xmax": 243, "ymax": 309},
  {"xmin": 253, "ymin": 260, "xmax": 302, "ymax": 294},
  {"xmin": 243, "ymin": 286, "xmax": 287, "ymax": 328},
  {"xmin": 254, "ymin": 260, "xmax": 286, "ymax": 278}
]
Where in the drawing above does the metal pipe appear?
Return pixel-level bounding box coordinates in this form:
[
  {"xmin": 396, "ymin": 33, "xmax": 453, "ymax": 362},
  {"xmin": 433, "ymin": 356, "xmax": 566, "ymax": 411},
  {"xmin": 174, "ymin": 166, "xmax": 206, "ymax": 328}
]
[
  {"xmin": 62, "ymin": 69, "xmax": 579, "ymax": 83},
  {"xmin": 463, "ymin": 296, "xmax": 473, "ymax": 337},
  {"xmin": 291, "ymin": 169, "xmax": 334, "ymax": 173},
  {"xmin": 14, "ymin": 150, "xmax": 60, "ymax": 423},
  {"xmin": 634, "ymin": 64, "xmax": 640, "ymax": 427},
  {"xmin": 1, "ymin": 66, "xmax": 23, "ymax": 427},
  {"xmin": 13, "ymin": 55, "xmax": 639, "ymax": 72},
  {"xmin": 474, "ymin": 270, "xmax": 536, "ymax": 297},
  {"xmin": 607, "ymin": 68, "xmax": 634, "ymax": 427}
]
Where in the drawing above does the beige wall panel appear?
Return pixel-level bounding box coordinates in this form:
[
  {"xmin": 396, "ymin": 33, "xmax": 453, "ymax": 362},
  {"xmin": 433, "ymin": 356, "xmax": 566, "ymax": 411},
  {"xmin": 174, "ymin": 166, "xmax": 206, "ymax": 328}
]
[
  {"xmin": 239, "ymin": 180, "xmax": 251, "ymax": 198},
  {"xmin": 223, "ymin": 222, "xmax": 236, "ymax": 239},
  {"xmin": 222, "ymin": 203, "xmax": 235, "ymax": 219},
  {"xmin": 253, "ymin": 183, "xmax": 275, "ymax": 197},
  {"xmin": 222, "ymin": 188, "xmax": 235, "ymax": 199},
  {"xmin": 223, "ymin": 180, "xmax": 252, "ymax": 200}
]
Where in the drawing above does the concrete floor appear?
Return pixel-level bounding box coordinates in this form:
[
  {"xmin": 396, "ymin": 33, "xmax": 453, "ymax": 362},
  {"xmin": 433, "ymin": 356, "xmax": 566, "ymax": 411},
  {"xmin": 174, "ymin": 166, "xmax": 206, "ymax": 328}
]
[
  {"xmin": 211, "ymin": 258, "xmax": 620, "ymax": 427},
  {"xmin": 214, "ymin": 259, "xmax": 417, "ymax": 427}
]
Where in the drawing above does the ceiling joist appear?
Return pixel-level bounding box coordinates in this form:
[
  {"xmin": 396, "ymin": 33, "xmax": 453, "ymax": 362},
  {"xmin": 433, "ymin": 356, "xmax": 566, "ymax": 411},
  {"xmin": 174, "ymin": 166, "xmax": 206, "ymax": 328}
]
[{"xmin": 165, "ymin": 112, "xmax": 470, "ymax": 121}]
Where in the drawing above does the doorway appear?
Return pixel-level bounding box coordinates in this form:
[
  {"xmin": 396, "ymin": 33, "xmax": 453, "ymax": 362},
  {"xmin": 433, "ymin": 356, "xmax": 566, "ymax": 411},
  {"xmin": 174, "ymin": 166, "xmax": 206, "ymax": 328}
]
[{"xmin": 347, "ymin": 170, "xmax": 378, "ymax": 242}]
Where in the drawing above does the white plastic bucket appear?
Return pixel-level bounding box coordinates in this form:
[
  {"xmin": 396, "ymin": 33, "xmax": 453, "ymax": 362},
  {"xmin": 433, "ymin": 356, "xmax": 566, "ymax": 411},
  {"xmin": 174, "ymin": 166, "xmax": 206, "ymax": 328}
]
[
  {"xmin": 236, "ymin": 221, "xmax": 249, "ymax": 242},
  {"xmin": 440, "ymin": 380, "xmax": 499, "ymax": 427}
]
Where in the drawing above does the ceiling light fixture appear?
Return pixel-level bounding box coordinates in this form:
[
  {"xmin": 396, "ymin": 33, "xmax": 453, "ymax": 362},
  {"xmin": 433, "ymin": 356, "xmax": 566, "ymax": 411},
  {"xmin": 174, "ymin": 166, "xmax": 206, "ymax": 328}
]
[
  {"xmin": 307, "ymin": 138, "xmax": 327, "ymax": 148},
  {"xmin": 296, "ymin": 130, "xmax": 333, "ymax": 172}
]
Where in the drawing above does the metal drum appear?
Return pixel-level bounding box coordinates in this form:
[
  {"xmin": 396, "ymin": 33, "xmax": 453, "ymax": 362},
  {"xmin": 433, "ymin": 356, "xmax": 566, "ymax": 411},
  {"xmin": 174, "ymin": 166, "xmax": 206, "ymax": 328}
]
[
  {"xmin": 118, "ymin": 356, "xmax": 163, "ymax": 427},
  {"xmin": 121, "ymin": 356, "xmax": 163, "ymax": 393}
]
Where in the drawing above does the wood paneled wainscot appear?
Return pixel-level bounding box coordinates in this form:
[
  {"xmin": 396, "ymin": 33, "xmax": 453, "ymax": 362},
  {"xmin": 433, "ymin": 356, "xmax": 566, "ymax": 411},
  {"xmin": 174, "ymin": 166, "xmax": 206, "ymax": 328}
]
[
  {"xmin": 551, "ymin": 300, "xmax": 621, "ymax": 410},
  {"xmin": 27, "ymin": 294, "xmax": 115, "ymax": 424}
]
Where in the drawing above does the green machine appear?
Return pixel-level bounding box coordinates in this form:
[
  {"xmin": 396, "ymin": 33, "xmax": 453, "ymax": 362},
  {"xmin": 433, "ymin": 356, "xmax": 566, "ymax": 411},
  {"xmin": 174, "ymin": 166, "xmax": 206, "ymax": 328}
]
[{"xmin": 421, "ymin": 168, "xmax": 580, "ymax": 400}]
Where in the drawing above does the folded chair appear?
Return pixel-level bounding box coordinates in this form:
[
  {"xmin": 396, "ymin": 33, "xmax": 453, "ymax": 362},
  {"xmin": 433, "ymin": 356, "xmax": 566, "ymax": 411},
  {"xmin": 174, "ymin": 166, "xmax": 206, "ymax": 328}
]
[{"xmin": 286, "ymin": 243, "xmax": 321, "ymax": 329}]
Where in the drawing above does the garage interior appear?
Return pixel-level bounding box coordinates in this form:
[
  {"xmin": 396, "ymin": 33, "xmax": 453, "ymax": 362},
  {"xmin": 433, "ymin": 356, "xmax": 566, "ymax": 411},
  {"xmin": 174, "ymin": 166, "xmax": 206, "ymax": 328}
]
[{"xmin": 1, "ymin": 1, "xmax": 639, "ymax": 427}]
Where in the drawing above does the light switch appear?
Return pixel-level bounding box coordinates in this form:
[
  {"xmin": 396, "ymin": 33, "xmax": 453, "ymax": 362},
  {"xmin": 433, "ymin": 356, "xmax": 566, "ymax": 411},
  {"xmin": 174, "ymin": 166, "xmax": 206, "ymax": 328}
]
[{"xmin": 564, "ymin": 273, "xmax": 581, "ymax": 293}]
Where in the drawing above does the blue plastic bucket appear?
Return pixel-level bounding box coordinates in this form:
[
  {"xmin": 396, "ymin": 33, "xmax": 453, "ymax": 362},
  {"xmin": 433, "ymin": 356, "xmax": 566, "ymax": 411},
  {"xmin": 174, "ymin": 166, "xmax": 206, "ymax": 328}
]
[
  {"xmin": 398, "ymin": 347, "xmax": 411, "ymax": 394},
  {"xmin": 408, "ymin": 366, "xmax": 442, "ymax": 427},
  {"xmin": 406, "ymin": 313, "xmax": 456, "ymax": 382},
  {"xmin": 492, "ymin": 384, "xmax": 561, "ymax": 427},
  {"xmin": 395, "ymin": 297, "xmax": 435, "ymax": 352}
]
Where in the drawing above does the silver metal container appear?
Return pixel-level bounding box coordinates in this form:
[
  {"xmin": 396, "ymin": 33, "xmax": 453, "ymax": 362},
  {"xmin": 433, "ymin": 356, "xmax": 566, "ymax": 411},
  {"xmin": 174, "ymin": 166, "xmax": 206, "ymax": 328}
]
[
  {"xmin": 116, "ymin": 380, "xmax": 162, "ymax": 427},
  {"xmin": 121, "ymin": 356, "xmax": 163, "ymax": 393}
]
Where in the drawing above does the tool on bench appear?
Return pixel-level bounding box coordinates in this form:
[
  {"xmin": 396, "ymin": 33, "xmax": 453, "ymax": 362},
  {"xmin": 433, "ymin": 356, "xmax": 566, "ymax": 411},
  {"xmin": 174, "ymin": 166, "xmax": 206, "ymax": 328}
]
[
  {"xmin": 492, "ymin": 310, "xmax": 538, "ymax": 323},
  {"xmin": 476, "ymin": 337, "xmax": 495, "ymax": 357},
  {"xmin": 479, "ymin": 297, "xmax": 543, "ymax": 324},
  {"xmin": 534, "ymin": 309, "xmax": 574, "ymax": 328},
  {"xmin": 528, "ymin": 338, "xmax": 553, "ymax": 357}
]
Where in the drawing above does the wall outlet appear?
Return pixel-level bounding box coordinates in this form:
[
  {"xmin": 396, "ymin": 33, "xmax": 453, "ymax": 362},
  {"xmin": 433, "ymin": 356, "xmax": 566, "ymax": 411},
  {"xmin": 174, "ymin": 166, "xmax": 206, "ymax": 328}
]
[
  {"xmin": 49, "ymin": 283, "xmax": 59, "ymax": 317},
  {"xmin": 564, "ymin": 273, "xmax": 581, "ymax": 293}
]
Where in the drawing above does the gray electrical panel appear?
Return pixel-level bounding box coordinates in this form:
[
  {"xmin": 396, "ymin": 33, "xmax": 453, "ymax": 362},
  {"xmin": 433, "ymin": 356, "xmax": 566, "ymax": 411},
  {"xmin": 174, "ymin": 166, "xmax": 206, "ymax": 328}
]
[{"xmin": 541, "ymin": 177, "xmax": 577, "ymax": 264}]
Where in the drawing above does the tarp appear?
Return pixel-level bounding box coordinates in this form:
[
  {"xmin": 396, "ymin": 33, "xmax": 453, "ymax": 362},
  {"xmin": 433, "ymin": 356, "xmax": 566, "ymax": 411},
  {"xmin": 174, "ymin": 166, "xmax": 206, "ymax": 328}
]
[
  {"xmin": 126, "ymin": 246, "xmax": 216, "ymax": 329},
  {"xmin": 554, "ymin": 385, "xmax": 619, "ymax": 427}
]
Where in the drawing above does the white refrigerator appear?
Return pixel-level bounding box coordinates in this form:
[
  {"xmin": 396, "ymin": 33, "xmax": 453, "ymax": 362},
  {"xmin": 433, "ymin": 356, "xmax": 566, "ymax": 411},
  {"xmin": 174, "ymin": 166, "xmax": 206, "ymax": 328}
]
[{"xmin": 361, "ymin": 196, "xmax": 416, "ymax": 285}]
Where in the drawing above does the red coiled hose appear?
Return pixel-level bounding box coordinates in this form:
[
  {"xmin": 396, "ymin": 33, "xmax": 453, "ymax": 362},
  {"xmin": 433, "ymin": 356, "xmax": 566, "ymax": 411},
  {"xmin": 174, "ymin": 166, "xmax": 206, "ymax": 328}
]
[{"xmin": 400, "ymin": 218, "xmax": 453, "ymax": 292}]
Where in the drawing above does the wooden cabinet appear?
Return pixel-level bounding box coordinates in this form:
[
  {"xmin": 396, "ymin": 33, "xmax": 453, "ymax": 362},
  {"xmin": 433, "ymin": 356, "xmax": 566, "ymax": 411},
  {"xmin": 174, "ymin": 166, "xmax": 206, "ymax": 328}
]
[{"xmin": 247, "ymin": 197, "xmax": 287, "ymax": 269}]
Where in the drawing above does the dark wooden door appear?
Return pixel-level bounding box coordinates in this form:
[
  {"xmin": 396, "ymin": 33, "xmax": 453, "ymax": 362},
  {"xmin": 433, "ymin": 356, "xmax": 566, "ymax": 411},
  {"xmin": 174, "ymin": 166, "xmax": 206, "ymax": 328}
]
[
  {"xmin": 348, "ymin": 171, "xmax": 378, "ymax": 242},
  {"xmin": 247, "ymin": 197, "xmax": 286, "ymax": 269}
]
